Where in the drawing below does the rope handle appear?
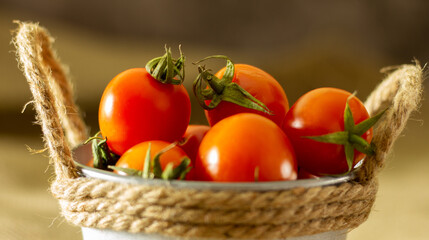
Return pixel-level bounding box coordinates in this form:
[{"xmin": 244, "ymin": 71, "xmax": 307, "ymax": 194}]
[
  {"xmin": 13, "ymin": 21, "xmax": 88, "ymax": 179},
  {"xmin": 14, "ymin": 21, "xmax": 424, "ymax": 182},
  {"xmin": 357, "ymin": 63, "xmax": 424, "ymax": 183}
]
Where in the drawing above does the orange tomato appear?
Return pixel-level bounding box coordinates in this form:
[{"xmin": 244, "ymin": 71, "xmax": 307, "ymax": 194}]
[
  {"xmin": 195, "ymin": 113, "xmax": 297, "ymax": 182},
  {"xmin": 283, "ymin": 88, "xmax": 373, "ymax": 176},
  {"xmin": 114, "ymin": 140, "xmax": 190, "ymax": 176},
  {"xmin": 205, "ymin": 64, "xmax": 289, "ymax": 126}
]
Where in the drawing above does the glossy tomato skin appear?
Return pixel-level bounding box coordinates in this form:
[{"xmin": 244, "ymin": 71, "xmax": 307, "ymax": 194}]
[
  {"xmin": 195, "ymin": 113, "xmax": 297, "ymax": 182},
  {"xmin": 206, "ymin": 64, "xmax": 289, "ymax": 127},
  {"xmin": 180, "ymin": 125, "xmax": 210, "ymax": 163},
  {"xmin": 282, "ymin": 88, "xmax": 373, "ymax": 176},
  {"xmin": 114, "ymin": 140, "xmax": 190, "ymax": 177},
  {"xmin": 99, "ymin": 68, "xmax": 191, "ymax": 155}
]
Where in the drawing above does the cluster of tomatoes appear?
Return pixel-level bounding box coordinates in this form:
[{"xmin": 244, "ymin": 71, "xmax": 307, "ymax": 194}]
[{"xmin": 87, "ymin": 47, "xmax": 383, "ymax": 182}]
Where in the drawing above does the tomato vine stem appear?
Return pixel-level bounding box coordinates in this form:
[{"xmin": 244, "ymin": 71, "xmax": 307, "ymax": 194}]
[
  {"xmin": 192, "ymin": 55, "xmax": 272, "ymax": 114},
  {"xmin": 84, "ymin": 132, "xmax": 120, "ymax": 170},
  {"xmin": 146, "ymin": 45, "xmax": 185, "ymax": 85}
]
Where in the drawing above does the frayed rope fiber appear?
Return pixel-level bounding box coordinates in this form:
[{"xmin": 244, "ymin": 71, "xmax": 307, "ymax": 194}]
[{"xmin": 13, "ymin": 21, "xmax": 424, "ymax": 239}]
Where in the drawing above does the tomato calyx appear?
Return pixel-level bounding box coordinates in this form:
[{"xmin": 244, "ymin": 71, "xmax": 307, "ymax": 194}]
[
  {"xmin": 145, "ymin": 45, "xmax": 185, "ymax": 85},
  {"xmin": 84, "ymin": 132, "xmax": 120, "ymax": 170},
  {"xmin": 192, "ymin": 55, "xmax": 272, "ymax": 114},
  {"xmin": 109, "ymin": 142, "xmax": 192, "ymax": 180},
  {"xmin": 305, "ymin": 97, "xmax": 387, "ymax": 173}
]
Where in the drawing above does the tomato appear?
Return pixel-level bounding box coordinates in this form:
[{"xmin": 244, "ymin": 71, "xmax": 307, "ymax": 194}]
[
  {"xmin": 193, "ymin": 57, "xmax": 289, "ymax": 127},
  {"xmin": 114, "ymin": 140, "xmax": 191, "ymax": 178},
  {"xmin": 206, "ymin": 64, "xmax": 289, "ymax": 126},
  {"xmin": 195, "ymin": 113, "xmax": 297, "ymax": 182},
  {"xmin": 179, "ymin": 125, "xmax": 210, "ymax": 163},
  {"xmin": 99, "ymin": 68, "xmax": 191, "ymax": 155},
  {"xmin": 297, "ymin": 168, "xmax": 318, "ymax": 179},
  {"xmin": 282, "ymin": 88, "xmax": 373, "ymax": 176}
]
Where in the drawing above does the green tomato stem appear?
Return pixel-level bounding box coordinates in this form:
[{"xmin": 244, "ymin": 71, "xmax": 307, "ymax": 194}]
[
  {"xmin": 192, "ymin": 55, "xmax": 272, "ymax": 114},
  {"xmin": 145, "ymin": 45, "xmax": 185, "ymax": 85}
]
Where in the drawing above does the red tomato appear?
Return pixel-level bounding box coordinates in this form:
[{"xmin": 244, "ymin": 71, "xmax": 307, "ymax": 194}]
[
  {"xmin": 114, "ymin": 140, "xmax": 190, "ymax": 177},
  {"xmin": 282, "ymin": 88, "xmax": 373, "ymax": 176},
  {"xmin": 180, "ymin": 125, "xmax": 210, "ymax": 163},
  {"xmin": 297, "ymin": 168, "xmax": 318, "ymax": 180},
  {"xmin": 206, "ymin": 64, "xmax": 289, "ymax": 126},
  {"xmin": 99, "ymin": 68, "xmax": 191, "ymax": 155},
  {"xmin": 195, "ymin": 113, "xmax": 297, "ymax": 182}
]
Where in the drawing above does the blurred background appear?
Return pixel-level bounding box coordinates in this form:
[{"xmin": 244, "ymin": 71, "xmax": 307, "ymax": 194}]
[{"xmin": 0, "ymin": 0, "xmax": 428, "ymax": 239}]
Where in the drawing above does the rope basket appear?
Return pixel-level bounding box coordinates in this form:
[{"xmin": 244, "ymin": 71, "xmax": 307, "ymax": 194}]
[{"xmin": 13, "ymin": 21, "xmax": 424, "ymax": 239}]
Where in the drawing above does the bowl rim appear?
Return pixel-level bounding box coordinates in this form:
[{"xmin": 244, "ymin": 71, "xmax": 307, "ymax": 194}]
[{"xmin": 73, "ymin": 144, "xmax": 354, "ymax": 191}]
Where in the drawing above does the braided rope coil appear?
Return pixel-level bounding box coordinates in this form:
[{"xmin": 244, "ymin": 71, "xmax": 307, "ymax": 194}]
[
  {"xmin": 13, "ymin": 21, "xmax": 424, "ymax": 239},
  {"xmin": 50, "ymin": 178, "xmax": 377, "ymax": 238}
]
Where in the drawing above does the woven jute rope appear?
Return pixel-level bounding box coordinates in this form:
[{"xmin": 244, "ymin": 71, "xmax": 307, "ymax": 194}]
[{"xmin": 14, "ymin": 21, "xmax": 424, "ymax": 239}]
